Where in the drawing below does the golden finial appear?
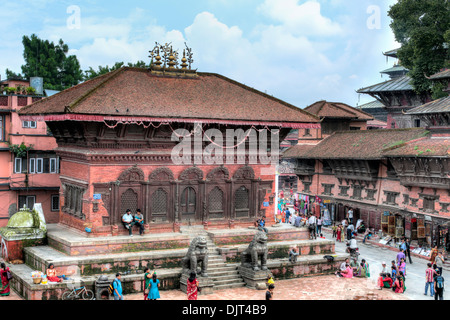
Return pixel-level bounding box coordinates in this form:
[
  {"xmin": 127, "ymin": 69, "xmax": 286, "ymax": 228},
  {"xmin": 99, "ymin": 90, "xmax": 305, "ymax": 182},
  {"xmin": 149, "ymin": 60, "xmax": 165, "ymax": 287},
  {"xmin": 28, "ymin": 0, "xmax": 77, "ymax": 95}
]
[{"xmin": 181, "ymin": 49, "xmax": 188, "ymax": 70}]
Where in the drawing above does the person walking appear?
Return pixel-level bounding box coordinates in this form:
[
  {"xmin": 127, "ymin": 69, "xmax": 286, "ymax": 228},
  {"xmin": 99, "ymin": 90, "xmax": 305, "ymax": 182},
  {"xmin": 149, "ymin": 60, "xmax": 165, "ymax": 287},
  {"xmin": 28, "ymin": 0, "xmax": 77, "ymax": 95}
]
[
  {"xmin": 405, "ymin": 238, "xmax": 413, "ymax": 264},
  {"xmin": 434, "ymin": 270, "xmax": 445, "ymax": 300},
  {"xmin": 425, "ymin": 263, "xmax": 436, "ymax": 297},
  {"xmin": 347, "ymin": 208, "xmax": 354, "ymax": 224},
  {"xmin": 187, "ymin": 272, "xmax": 200, "ymax": 300},
  {"xmin": 430, "ymin": 245, "xmax": 439, "ymax": 265},
  {"xmin": 0, "ymin": 263, "xmax": 11, "ymax": 296},
  {"xmin": 143, "ymin": 268, "xmax": 152, "ymax": 300},
  {"xmin": 336, "ymin": 225, "xmax": 342, "ymax": 242},
  {"xmin": 316, "ymin": 217, "xmax": 322, "ymax": 235},
  {"xmin": 435, "ymin": 251, "xmax": 445, "ymax": 276},
  {"xmin": 113, "ymin": 273, "xmax": 123, "ymax": 300},
  {"xmin": 398, "ymin": 257, "xmax": 407, "ymax": 277},
  {"xmin": 308, "ymin": 214, "xmax": 317, "ymax": 240},
  {"xmin": 285, "ymin": 207, "xmax": 291, "ymax": 224},
  {"xmin": 346, "ymin": 223, "xmax": 354, "ymax": 240},
  {"xmin": 147, "ymin": 272, "xmax": 160, "ymax": 300}
]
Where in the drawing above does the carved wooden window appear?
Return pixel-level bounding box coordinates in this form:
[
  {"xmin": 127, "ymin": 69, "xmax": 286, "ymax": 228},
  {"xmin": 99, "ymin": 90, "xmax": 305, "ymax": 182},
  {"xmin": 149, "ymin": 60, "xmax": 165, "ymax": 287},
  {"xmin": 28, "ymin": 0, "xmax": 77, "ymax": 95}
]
[
  {"xmin": 402, "ymin": 194, "xmax": 410, "ymax": 205},
  {"xmin": 351, "ymin": 185, "xmax": 364, "ymax": 200},
  {"xmin": 321, "ymin": 184, "xmax": 334, "ymax": 196},
  {"xmin": 338, "ymin": 186, "xmax": 350, "ymax": 197},
  {"xmin": 120, "ymin": 188, "xmax": 138, "ymax": 216},
  {"xmin": 440, "ymin": 203, "xmax": 449, "ymax": 213},
  {"xmin": 384, "ymin": 191, "xmax": 399, "ymax": 205},
  {"xmin": 209, "ymin": 187, "xmax": 224, "ymax": 219},
  {"xmin": 365, "ymin": 189, "xmax": 376, "ymax": 201},
  {"xmin": 63, "ymin": 184, "xmax": 85, "ymax": 219},
  {"xmin": 423, "ymin": 197, "xmax": 436, "ymax": 213},
  {"xmin": 322, "ymin": 161, "xmax": 332, "ymax": 174},
  {"xmin": 235, "ymin": 186, "xmax": 249, "ymax": 218},
  {"xmin": 151, "ymin": 188, "xmax": 168, "ymax": 222},
  {"xmin": 303, "ymin": 182, "xmax": 311, "ymax": 193}
]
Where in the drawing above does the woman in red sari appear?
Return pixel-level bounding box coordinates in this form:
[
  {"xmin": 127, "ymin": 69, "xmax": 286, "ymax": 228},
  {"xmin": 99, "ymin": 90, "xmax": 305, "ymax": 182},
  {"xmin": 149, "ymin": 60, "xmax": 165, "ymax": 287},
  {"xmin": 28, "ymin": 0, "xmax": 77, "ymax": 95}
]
[
  {"xmin": 336, "ymin": 225, "xmax": 342, "ymax": 242},
  {"xmin": 0, "ymin": 263, "xmax": 10, "ymax": 296},
  {"xmin": 187, "ymin": 272, "xmax": 199, "ymax": 300}
]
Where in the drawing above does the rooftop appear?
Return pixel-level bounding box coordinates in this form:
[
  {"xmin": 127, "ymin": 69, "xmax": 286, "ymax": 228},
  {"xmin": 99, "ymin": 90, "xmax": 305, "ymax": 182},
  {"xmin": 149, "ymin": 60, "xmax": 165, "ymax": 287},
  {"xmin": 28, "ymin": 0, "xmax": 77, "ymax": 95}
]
[
  {"xmin": 358, "ymin": 100, "xmax": 385, "ymax": 110},
  {"xmin": 383, "ymin": 137, "xmax": 450, "ymax": 157},
  {"xmin": 428, "ymin": 68, "xmax": 450, "ymax": 81},
  {"xmin": 304, "ymin": 100, "xmax": 373, "ymax": 121},
  {"xmin": 406, "ymin": 96, "xmax": 450, "ymax": 115},
  {"xmin": 19, "ymin": 67, "xmax": 320, "ymax": 128},
  {"xmin": 286, "ymin": 128, "xmax": 430, "ymax": 160},
  {"xmin": 357, "ymin": 75, "xmax": 414, "ymax": 94}
]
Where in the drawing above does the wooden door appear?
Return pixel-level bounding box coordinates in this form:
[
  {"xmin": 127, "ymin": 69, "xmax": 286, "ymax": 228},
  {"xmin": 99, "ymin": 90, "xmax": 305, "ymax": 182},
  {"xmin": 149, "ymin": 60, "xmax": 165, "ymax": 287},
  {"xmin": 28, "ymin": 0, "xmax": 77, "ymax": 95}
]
[{"xmin": 181, "ymin": 187, "xmax": 196, "ymax": 221}]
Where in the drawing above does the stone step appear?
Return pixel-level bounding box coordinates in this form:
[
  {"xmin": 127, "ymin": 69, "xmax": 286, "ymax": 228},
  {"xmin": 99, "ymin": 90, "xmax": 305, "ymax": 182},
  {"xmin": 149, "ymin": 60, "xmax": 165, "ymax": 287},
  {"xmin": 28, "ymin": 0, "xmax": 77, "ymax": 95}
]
[
  {"xmin": 210, "ymin": 274, "xmax": 244, "ymax": 282},
  {"xmin": 213, "ymin": 282, "xmax": 246, "ymax": 290}
]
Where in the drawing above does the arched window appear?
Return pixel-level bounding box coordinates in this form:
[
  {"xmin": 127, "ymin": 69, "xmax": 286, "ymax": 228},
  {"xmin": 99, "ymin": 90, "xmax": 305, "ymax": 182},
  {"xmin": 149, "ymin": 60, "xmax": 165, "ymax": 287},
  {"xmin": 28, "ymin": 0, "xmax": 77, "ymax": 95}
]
[
  {"xmin": 151, "ymin": 188, "xmax": 168, "ymax": 222},
  {"xmin": 120, "ymin": 188, "xmax": 138, "ymax": 215},
  {"xmin": 209, "ymin": 187, "xmax": 224, "ymax": 219},
  {"xmin": 235, "ymin": 186, "xmax": 249, "ymax": 218}
]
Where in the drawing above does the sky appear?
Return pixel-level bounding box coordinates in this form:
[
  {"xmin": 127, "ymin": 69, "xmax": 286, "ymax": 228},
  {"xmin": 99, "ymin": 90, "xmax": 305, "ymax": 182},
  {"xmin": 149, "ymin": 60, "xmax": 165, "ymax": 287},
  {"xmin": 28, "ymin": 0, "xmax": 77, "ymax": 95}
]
[{"xmin": 0, "ymin": 0, "xmax": 400, "ymax": 109}]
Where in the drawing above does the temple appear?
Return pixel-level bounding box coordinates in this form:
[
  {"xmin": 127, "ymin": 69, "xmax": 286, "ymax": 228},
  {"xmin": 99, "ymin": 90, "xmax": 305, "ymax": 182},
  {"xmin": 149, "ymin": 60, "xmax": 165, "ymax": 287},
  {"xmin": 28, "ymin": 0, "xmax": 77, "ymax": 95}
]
[
  {"xmin": 18, "ymin": 43, "xmax": 321, "ymax": 235},
  {"xmin": 357, "ymin": 49, "xmax": 432, "ymax": 129}
]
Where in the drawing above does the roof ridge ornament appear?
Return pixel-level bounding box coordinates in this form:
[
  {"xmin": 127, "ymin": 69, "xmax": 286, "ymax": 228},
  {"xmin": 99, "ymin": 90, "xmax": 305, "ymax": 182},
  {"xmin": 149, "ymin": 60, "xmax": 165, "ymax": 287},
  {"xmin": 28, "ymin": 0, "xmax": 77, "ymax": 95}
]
[{"xmin": 149, "ymin": 42, "xmax": 197, "ymax": 78}]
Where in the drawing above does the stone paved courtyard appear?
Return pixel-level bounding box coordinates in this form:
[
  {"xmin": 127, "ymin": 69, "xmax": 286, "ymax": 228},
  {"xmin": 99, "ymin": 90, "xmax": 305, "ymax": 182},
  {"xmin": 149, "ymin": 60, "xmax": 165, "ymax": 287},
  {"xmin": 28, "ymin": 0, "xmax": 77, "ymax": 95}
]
[{"xmin": 1, "ymin": 274, "xmax": 408, "ymax": 301}]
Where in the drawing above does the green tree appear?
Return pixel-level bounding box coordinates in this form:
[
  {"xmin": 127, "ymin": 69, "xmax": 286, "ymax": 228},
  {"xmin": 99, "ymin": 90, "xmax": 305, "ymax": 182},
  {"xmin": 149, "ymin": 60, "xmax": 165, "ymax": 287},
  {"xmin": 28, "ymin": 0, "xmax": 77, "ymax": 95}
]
[
  {"xmin": 83, "ymin": 60, "xmax": 149, "ymax": 80},
  {"xmin": 20, "ymin": 34, "xmax": 83, "ymax": 90},
  {"xmin": 5, "ymin": 68, "xmax": 23, "ymax": 80},
  {"xmin": 388, "ymin": 0, "xmax": 450, "ymax": 95}
]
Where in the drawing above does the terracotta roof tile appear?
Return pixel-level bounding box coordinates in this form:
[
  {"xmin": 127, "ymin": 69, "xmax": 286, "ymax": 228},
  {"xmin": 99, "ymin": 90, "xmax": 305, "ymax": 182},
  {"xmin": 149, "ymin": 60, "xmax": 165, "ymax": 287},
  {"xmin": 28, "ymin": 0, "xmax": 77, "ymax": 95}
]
[
  {"xmin": 19, "ymin": 67, "xmax": 319, "ymax": 124},
  {"xmin": 292, "ymin": 128, "xmax": 430, "ymax": 159},
  {"xmin": 304, "ymin": 100, "xmax": 373, "ymax": 120},
  {"xmin": 383, "ymin": 137, "xmax": 450, "ymax": 157}
]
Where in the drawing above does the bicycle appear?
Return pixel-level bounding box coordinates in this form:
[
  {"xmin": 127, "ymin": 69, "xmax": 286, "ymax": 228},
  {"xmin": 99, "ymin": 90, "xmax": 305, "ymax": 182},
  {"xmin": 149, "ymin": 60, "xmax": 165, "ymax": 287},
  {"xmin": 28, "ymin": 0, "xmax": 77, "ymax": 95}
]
[{"xmin": 61, "ymin": 285, "xmax": 95, "ymax": 300}]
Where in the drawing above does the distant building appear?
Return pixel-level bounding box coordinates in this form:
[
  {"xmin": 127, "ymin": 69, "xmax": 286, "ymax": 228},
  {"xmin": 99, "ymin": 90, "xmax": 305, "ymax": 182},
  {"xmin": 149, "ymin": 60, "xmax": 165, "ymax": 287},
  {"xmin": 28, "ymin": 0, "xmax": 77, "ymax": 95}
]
[
  {"xmin": 0, "ymin": 78, "xmax": 59, "ymax": 227},
  {"xmin": 357, "ymin": 49, "xmax": 432, "ymax": 129}
]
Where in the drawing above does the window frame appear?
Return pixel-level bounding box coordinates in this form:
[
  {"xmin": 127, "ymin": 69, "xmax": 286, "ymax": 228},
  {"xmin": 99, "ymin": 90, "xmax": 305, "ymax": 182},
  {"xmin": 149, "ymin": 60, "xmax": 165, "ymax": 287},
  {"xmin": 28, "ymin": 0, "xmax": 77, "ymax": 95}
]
[{"xmin": 51, "ymin": 194, "xmax": 60, "ymax": 212}]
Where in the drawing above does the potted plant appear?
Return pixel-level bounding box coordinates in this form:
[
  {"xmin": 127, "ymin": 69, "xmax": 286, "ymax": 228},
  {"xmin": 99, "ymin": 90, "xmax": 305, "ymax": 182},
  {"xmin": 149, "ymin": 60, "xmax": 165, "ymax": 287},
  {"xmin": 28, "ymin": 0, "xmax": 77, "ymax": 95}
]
[{"xmin": 26, "ymin": 86, "xmax": 36, "ymax": 95}]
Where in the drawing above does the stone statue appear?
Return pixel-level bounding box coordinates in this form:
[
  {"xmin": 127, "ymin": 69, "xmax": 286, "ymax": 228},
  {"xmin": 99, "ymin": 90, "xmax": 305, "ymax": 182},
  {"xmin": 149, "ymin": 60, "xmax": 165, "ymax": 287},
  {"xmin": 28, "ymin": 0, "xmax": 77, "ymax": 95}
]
[
  {"xmin": 181, "ymin": 236, "xmax": 209, "ymax": 277},
  {"xmin": 241, "ymin": 231, "xmax": 268, "ymax": 271}
]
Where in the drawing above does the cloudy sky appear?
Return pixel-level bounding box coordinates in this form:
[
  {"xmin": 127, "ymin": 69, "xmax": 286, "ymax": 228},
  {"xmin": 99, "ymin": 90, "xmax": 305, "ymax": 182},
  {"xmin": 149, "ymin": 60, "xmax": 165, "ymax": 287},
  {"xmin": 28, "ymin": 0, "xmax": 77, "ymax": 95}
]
[{"xmin": 0, "ymin": 0, "xmax": 400, "ymax": 108}]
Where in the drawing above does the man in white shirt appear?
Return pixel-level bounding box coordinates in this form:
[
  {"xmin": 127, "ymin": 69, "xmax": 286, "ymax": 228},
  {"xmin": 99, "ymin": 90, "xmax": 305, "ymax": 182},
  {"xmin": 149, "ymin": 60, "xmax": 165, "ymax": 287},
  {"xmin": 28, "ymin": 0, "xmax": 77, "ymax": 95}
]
[
  {"xmin": 122, "ymin": 209, "xmax": 134, "ymax": 237},
  {"xmin": 308, "ymin": 215, "xmax": 317, "ymax": 240},
  {"xmin": 348, "ymin": 209, "xmax": 354, "ymax": 224}
]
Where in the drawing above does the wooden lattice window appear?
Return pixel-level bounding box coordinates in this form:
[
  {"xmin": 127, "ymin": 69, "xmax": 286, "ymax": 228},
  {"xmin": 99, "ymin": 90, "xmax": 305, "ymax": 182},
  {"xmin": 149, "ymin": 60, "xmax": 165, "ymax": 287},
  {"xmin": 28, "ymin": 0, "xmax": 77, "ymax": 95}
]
[
  {"xmin": 339, "ymin": 186, "xmax": 350, "ymax": 197},
  {"xmin": 365, "ymin": 189, "xmax": 377, "ymax": 201},
  {"xmin": 152, "ymin": 188, "xmax": 167, "ymax": 214},
  {"xmin": 235, "ymin": 186, "xmax": 249, "ymax": 218},
  {"xmin": 120, "ymin": 189, "xmax": 138, "ymax": 216},
  {"xmin": 351, "ymin": 185, "xmax": 364, "ymax": 200},
  {"xmin": 209, "ymin": 187, "xmax": 224, "ymax": 219},
  {"xmin": 63, "ymin": 184, "xmax": 85, "ymax": 219}
]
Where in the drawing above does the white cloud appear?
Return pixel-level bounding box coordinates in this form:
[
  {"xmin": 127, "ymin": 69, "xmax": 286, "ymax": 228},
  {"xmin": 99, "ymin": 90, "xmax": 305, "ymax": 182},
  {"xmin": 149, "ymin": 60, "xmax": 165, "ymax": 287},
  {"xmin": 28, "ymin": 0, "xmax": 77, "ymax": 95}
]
[{"xmin": 257, "ymin": 0, "xmax": 343, "ymax": 37}]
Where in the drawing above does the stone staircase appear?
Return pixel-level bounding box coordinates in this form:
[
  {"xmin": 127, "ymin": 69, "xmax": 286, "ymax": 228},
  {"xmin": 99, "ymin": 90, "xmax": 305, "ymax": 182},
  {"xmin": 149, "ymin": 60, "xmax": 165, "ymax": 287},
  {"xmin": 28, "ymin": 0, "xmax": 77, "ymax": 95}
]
[{"xmin": 180, "ymin": 225, "xmax": 246, "ymax": 290}]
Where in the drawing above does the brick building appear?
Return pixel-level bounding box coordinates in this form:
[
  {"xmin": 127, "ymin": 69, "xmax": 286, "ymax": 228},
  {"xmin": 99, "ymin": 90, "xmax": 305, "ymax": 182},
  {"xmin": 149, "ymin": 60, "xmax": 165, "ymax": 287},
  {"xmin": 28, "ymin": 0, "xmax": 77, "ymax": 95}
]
[
  {"xmin": 18, "ymin": 49, "xmax": 320, "ymax": 235},
  {"xmin": 0, "ymin": 78, "xmax": 59, "ymax": 227},
  {"xmin": 283, "ymin": 127, "xmax": 449, "ymax": 249}
]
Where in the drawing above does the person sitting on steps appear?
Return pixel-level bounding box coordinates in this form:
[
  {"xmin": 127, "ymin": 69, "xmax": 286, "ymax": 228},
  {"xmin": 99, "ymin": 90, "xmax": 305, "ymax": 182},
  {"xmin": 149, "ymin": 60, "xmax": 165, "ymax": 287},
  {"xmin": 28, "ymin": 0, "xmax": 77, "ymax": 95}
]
[{"xmin": 122, "ymin": 209, "xmax": 134, "ymax": 237}]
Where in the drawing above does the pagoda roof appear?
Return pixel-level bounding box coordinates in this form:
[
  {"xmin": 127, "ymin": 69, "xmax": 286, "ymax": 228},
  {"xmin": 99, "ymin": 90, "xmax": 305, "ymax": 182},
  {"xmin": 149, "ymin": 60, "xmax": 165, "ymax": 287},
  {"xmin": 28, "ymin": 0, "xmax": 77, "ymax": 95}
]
[
  {"xmin": 282, "ymin": 144, "xmax": 317, "ymax": 159},
  {"xmin": 19, "ymin": 67, "xmax": 320, "ymax": 128},
  {"xmin": 406, "ymin": 96, "xmax": 450, "ymax": 115},
  {"xmin": 288, "ymin": 128, "xmax": 430, "ymax": 160},
  {"xmin": 358, "ymin": 100, "xmax": 385, "ymax": 110},
  {"xmin": 304, "ymin": 100, "xmax": 373, "ymax": 121},
  {"xmin": 380, "ymin": 65, "xmax": 409, "ymax": 75},
  {"xmin": 383, "ymin": 48, "xmax": 400, "ymax": 58},
  {"xmin": 357, "ymin": 75, "xmax": 414, "ymax": 94}
]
